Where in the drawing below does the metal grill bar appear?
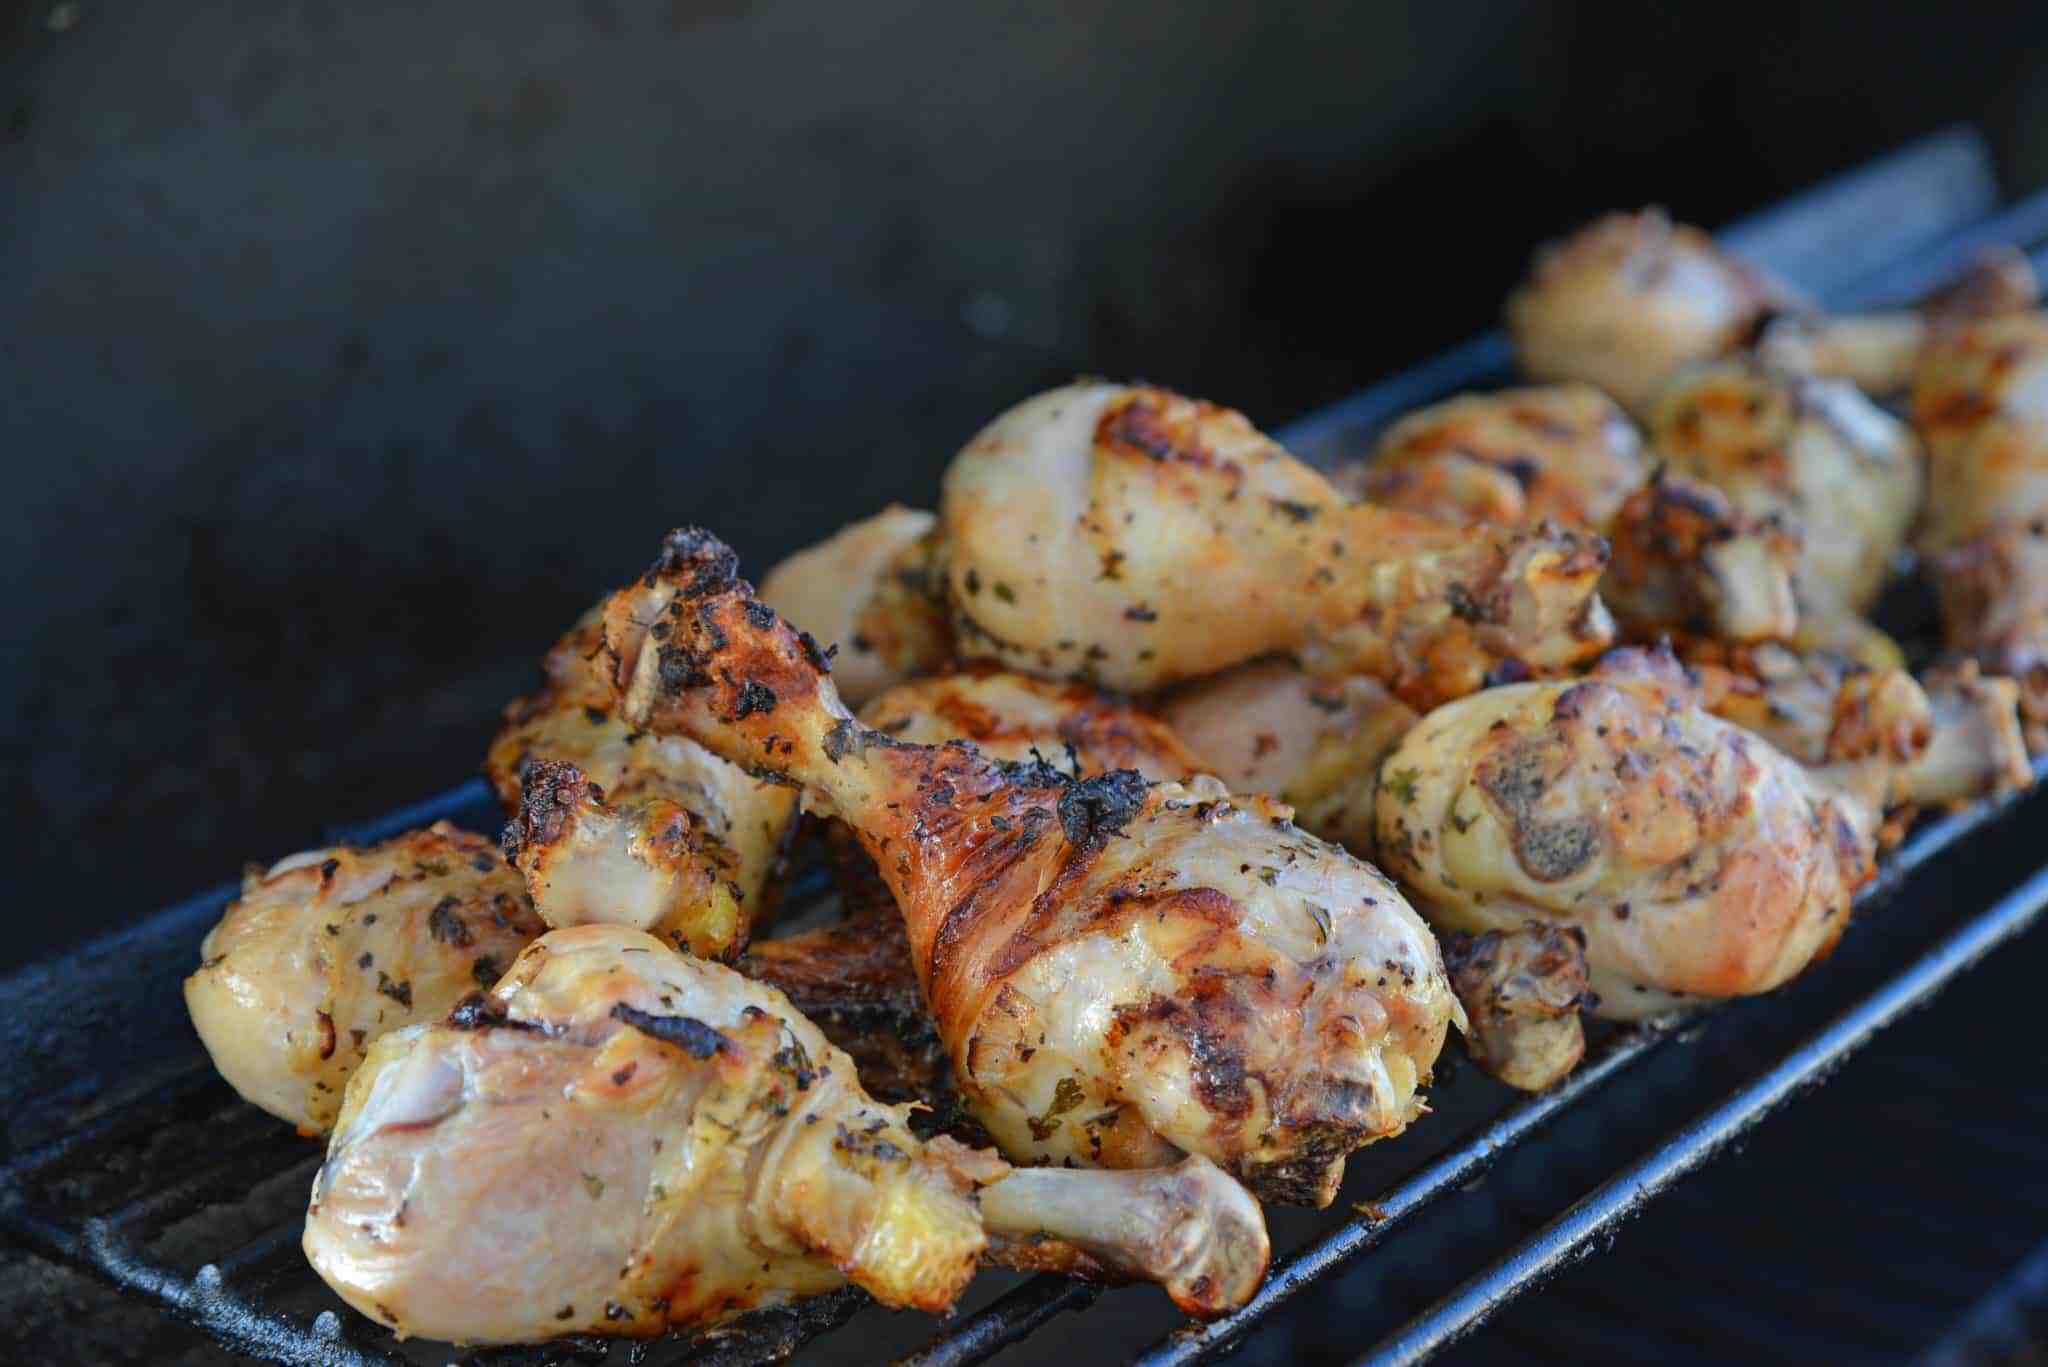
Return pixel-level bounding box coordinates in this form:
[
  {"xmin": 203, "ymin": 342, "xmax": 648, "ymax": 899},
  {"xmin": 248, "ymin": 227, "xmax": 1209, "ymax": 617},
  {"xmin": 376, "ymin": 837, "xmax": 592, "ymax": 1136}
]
[
  {"xmin": 1369, "ymin": 862, "xmax": 2048, "ymax": 1365},
  {"xmin": 1, "ymin": 125, "xmax": 2043, "ymax": 1367}
]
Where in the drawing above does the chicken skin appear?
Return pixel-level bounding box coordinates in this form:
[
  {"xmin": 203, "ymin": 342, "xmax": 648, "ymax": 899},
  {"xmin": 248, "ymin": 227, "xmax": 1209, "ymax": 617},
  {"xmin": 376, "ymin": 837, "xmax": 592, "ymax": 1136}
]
[
  {"xmin": 1160, "ymin": 660, "xmax": 1418, "ymax": 856},
  {"xmin": 1345, "ymin": 384, "xmax": 1648, "ymax": 533},
  {"xmin": 1374, "ymin": 648, "xmax": 1875, "ymax": 1020},
  {"xmin": 1333, "ymin": 387, "xmax": 1797, "ymax": 646},
  {"xmin": 1912, "ymin": 311, "xmax": 2048, "ymax": 742},
  {"xmin": 304, "ymin": 927, "xmax": 1270, "ymax": 1343},
  {"xmin": 758, "ymin": 504, "xmax": 952, "ymax": 707},
  {"xmin": 599, "ymin": 528, "xmax": 1462, "ymax": 1205},
  {"xmin": 1441, "ymin": 923, "xmax": 1590, "ymax": 1093},
  {"xmin": 939, "ymin": 381, "xmax": 1613, "ymax": 709},
  {"xmin": 860, "ymin": 666, "xmax": 1203, "ymax": 780},
  {"xmin": 1507, "ymin": 209, "xmax": 1791, "ymax": 417},
  {"xmin": 184, "ymin": 823, "xmax": 545, "ymax": 1133},
  {"xmin": 1646, "ymin": 358, "xmax": 1922, "ymax": 627},
  {"xmin": 488, "ymin": 606, "xmax": 799, "ymax": 958}
]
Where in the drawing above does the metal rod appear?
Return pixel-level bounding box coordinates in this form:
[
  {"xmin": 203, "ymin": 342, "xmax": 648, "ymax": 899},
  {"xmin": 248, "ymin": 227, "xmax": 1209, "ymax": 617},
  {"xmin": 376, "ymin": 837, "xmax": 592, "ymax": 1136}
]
[
  {"xmin": 896, "ymin": 1276, "xmax": 1103, "ymax": 1367},
  {"xmin": 1361, "ymin": 863, "xmax": 2048, "ymax": 1365}
]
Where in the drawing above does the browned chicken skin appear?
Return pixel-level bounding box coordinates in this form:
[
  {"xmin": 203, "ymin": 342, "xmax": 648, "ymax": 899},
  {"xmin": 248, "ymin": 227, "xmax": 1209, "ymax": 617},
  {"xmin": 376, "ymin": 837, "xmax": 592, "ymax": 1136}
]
[
  {"xmin": 599, "ymin": 528, "xmax": 1461, "ymax": 1205},
  {"xmin": 1375, "ymin": 648, "xmax": 1876, "ymax": 1020},
  {"xmin": 488, "ymin": 607, "xmax": 800, "ymax": 957},
  {"xmin": 939, "ymin": 381, "xmax": 1613, "ymax": 709},
  {"xmin": 1442, "ymin": 923, "xmax": 1590, "ymax": 1092}
]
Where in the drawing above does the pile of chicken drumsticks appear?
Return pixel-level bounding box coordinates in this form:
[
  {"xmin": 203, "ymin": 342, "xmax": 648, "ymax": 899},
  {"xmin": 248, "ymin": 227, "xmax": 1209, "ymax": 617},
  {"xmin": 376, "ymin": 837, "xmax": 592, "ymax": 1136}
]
[{"xmin": 183, "ymin": 208, "xmax": 2048, "ymax": 1345}]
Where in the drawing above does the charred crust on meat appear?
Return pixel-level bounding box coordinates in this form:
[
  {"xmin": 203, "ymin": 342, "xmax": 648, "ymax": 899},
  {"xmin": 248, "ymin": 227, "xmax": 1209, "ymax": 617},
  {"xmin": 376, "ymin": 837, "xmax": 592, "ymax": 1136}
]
[
  {"xmin": 657, "ymin": 642, "xmax": 713, "ymax": 694},
  {"xmin": 610, "ymin": 1003, "xmax": 732, "ymax": 1058},
  {"xmin": 1056, "ymin": 769, "xmax": 1150, "ymax": 848},
  {"xmin": 1268, "ymin": 498, "xmax": 1318, "ymax": 523},
  {"xmin": 795, "ymin": 628, "xmax": 835, "ymax": 672},
  {"xmin": 446, "ymin": 991, "xmax": 542, "ymax": 1032},
  {"xmin": 427, "ymin": 896, "xmax": 474, "ymax": 947},
  {"xmin": 733, "ymin": 679, "xmax": 778, "ymax": 718},
  {"xmin": 648, "ymin": 526, "xmax": 741, "ymax": 598}
]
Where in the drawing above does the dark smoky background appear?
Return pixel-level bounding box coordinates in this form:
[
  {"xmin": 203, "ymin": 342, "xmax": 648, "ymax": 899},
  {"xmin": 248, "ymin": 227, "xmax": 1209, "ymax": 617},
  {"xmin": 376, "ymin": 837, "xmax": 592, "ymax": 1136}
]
[{"xmin": 8, "ymin": 2, "xmax": 2048, "ymax": 952}]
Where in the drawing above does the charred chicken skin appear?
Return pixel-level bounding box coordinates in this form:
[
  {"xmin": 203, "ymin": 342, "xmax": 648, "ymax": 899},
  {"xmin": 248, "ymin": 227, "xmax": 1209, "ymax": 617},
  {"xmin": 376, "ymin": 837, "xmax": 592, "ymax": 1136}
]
[
  {"xmin": 599, "ymin": 528, "xmax": 1462, "ymax": 1206},
  {"xmin": 938, "ymin": 381, "xmax": 1613, "ymax": 709},
  {"xmin": 304, "ymin": 927, "xmax": 1269, "ymax": 1343},
  {"xmin": 185, "ymin": 823, "xmax": 545, "ymax": 1133},
  {"xmin": 1374, "ymin": 648, "xmax": 1875, "ymax": 1020},
  {"xmin": 488, "ymin": 606, "xmax": 799, "ymax": 958}
]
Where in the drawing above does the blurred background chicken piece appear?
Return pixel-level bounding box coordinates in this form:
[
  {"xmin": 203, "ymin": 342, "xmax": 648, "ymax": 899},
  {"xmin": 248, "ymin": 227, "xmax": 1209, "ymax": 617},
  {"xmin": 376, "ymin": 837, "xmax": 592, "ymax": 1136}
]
[
  {"xmin": 1644, "ymin": 358, "xmax": 1922, "ymax": 645},
  {"xmin": 184, "ymin": 823, "xmax": 544, "ymax": 1133}
]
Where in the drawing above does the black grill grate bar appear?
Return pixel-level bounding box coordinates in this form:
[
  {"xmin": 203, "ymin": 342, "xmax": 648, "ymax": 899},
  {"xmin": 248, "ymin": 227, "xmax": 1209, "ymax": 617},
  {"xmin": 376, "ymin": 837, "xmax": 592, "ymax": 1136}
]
[
  {"xmin": 895, "ymin": 1275, "xmax": 1103, "ymax": 1367},
  {"xmin": 1364, "ymin": 862, "xmax": 2048, "ymax": 1365},
  {"xmin": 97, "ymin": 1135, "xmax": 320, "ymax": 1237},
  {"xmin": 0, "ymin": 1061, "xmax": 228, "ymax": 1185}
]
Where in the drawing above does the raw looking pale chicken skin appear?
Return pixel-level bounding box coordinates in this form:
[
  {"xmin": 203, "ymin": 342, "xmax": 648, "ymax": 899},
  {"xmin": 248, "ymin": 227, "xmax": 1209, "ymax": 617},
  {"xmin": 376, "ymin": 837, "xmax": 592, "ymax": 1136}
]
[
  {"xmin": 185, "ymin": 823, "xmax": 545, "ymax": 1133},
  {"xmin": 304, "ymin": 927, "xmax": 1269, "ymax": 1343},
  {"xmin": 937, "ymin": 380, "xmax": 1613, "ymax": 709},
  {"xmin": 1373, "ymin": 648, "xmax": 1875, "ymax": 1020},
  {"xmin": 600, "ymin": 528, "xmax": 1463, "ymax": 1205},
  {"xmin": 488, "ymin": 605, "xmax": 799, "ymax": 957}
]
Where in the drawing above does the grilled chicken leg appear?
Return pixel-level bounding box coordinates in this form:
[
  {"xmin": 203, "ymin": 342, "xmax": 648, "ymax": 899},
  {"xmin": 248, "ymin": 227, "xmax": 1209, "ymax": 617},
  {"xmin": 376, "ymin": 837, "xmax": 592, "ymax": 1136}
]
[
  {"xmin": 599, "ymin": 529, "xmax": 1461, "ymax": 1205},
  {"xmin": 1441, "ymin": 923, "xmax": 1590, "ymax": 1092},
  {"xmin": 486, "ymin": 606, "xmax": 799, "ymax": 957},
  {"xmin": 1374, "ymin": 647, "xmax": 1876, "ymax": 1020},
  {"xmin": 305, "ymin": 927, "xmax": 1269, "ymax": 1343},
  {"xmin": 185, "ymin": 824, "xmax": 545, "ymax": 1133},
  {"xmin": 939, "ymin": 381, "xmax": 1612, "ymax": 708}
]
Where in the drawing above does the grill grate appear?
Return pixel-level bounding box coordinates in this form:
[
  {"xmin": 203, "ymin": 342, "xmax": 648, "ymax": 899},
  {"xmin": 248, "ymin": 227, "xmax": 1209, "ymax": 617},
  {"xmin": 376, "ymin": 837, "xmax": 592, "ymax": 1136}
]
[{"xmin": 4, "ymin": 126, "xmax": 2048, "ymax": 1367}]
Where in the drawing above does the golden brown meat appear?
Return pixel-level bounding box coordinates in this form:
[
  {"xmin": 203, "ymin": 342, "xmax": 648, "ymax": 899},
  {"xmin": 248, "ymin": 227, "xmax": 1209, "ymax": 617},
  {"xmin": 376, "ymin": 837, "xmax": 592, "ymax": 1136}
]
[
  {"xmin": 1646, "ymin": 358, "xmax": 1922, "ymax": 627},
  {"xmin": 1374, "ymin": 648, "xmax": 1875, "ymax": 1020},
  {"xmin": 1159, "ymin": 660, "xmax": 1418, "ymax": 856},
  {"xmin": 1602, "ymin": 472, "xmax": 1801, "ymax": 645},
  {"xmin": 860, "ymin": 666, "xmax": 1203, "ymax": 780},
  {"xmin": 304, "ymin": 927, "xmax": 1269, "ymax": 1343},
  {"xmin": 184, "ymin": 823, "xmax": 545, "ymax": 1133},
  {"xmin": 1682, "ymin": 640, "xmax": 2030, "ymax": 812},
  {"xmin": 600, "ymin": 529, "xmax": 1461, "ymax": 1206},
  {"xmin": 487, "ymin": 607, "xmax": 799, "ymax": 957},
  {"xmin": 758, "ymin": 505, "xmax": 953, "ymax": 707},
  {"xmin": 1929, "ymin": 523, "xmax": 2048, "ymax": 748},
  {"xmin": 1441, "ymin": 923, "xmax": 1590, "ymax": 1092},
  {"xmin": 1506, "ymin": 208, "xmax": 1791, "ymax": 416},
  {"xmin": 938, "ymin": 381, "xmax": 1613, "ymax": 709},
  {"xmin": 1348, "ymin": 384, "xmax": 1648, "ymax": 532}
]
